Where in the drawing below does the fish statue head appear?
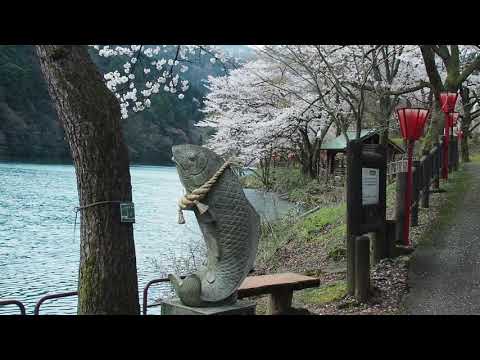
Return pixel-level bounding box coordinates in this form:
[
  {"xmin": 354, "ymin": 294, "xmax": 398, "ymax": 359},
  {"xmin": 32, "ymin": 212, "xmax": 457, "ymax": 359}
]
[{"xmin": 172, "ymin": 144, "xmax": 224, "ymax": 192}]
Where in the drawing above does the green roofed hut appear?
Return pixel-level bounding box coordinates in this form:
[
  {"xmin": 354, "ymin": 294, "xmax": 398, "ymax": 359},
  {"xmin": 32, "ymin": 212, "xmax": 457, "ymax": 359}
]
[{"xmin": 319, "ymin": 129, "xmax": 405, "ymax": 176}]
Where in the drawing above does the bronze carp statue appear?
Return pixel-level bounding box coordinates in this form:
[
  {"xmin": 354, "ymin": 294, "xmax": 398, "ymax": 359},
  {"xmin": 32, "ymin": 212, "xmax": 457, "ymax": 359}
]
[{"xmin": 169, "ymin": 144, "xmax": 260, "ymax": 307}]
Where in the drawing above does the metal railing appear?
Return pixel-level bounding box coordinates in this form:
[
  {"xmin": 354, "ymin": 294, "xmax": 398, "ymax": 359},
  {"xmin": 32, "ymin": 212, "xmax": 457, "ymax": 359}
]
[
  {"xmin": 142, "ymin": 278, "xmax": 169, "ymax": 315},
  {"xmin": 393, "ymin": 138, "xmax": 461, "ymax": 243},
  {"xmin": 0, "ymin": 299, "xmax": 26, "ymax": 315},
  {"xmin": 142, "ymin": 276, "xmax": 185, "ymax": 315},
  {"xmin": 387, "ymin": 160, "xmax": 407, "ymax": 176},
  {"xmin": 34, "ymin": 291, "xmax": 78, "ymax": 315},
  {"xmin": 1, "ymin": 276, "xmax": 178, "ymax": 315}
]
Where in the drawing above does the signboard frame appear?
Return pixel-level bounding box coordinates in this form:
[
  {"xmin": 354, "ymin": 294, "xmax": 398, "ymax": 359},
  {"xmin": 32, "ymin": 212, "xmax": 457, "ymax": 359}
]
[
  {"xmin": 362, "ymin": 167, "xmax": 380, "ymax": 205},
  {"xmin": 120, "ymin": 202, "xmax": 136, "ymax": 223}
]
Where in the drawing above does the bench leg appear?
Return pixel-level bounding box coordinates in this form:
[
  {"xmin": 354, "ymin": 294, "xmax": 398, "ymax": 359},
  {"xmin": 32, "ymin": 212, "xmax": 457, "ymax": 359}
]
[{"xmin": 268, "ymin": 289, "xmax": 293, "ymax": 315}]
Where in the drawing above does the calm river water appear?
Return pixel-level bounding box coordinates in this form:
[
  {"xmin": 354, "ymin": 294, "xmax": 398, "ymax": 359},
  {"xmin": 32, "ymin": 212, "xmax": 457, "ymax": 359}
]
[{"xmin": 0, "ymin": 162, "xmax": 298, "ymax": 315}]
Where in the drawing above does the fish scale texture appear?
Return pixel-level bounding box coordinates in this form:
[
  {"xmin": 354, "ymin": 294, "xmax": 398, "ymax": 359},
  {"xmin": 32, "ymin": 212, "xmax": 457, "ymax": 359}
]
[{"xmin": 200, "ymin": 168, "xmax": 260, "ymax": 302}]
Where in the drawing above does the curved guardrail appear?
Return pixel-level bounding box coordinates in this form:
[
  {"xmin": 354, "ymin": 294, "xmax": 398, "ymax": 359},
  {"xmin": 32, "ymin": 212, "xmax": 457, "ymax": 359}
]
[
  {"xmin": 0, "ymin": 299, "xmax": 26, "ymax": 315},
  {"xmin": 2, "ymin": 275, "xmax": 181, "ymax": 315},
  {"xmin": 34, "ymin": 291, "xmax": 78, "ymax": 315},
  {"xmin": 142, "ymin": 276, "xmax": 185, "ymax": 315}
]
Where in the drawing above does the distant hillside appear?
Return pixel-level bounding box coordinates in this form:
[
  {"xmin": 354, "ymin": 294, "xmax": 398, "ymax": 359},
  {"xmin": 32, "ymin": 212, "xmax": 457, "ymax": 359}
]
[
  {"xmin": 0, "ymin": 45, "xmax": 68, "ymax": 161},
  {"xmin": 0, "ymin": 45, "xmax": 254, "ymax": 164}
]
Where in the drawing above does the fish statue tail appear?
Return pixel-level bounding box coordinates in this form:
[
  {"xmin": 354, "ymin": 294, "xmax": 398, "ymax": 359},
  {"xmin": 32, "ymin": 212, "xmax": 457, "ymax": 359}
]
[{"xmin": 168, "ymin": 273, "xmax": 203, "ymax": 307}]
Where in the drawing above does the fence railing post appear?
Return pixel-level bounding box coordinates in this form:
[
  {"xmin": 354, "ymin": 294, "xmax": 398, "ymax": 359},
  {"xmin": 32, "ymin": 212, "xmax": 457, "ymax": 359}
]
[
  {"xmin": 411, "ymin": 160, "xmax": 420, "ymax": 227},
  {"xmin": 395, "ymin": 171, "xmax": 407, "ymax": 245},
  {"xmin": 454, "ymin": 137, "xmax": 459, "ymax": 171},
  {"xmin": 433, "ymin": 143, "xmax": 441, "ymax": 189},
  {"xmin": 354, "ymin": 235, "xmax": 370, "ymax": 303},
  {"xmin": 386, "ymin": 219, "xmax": 397, "ymax": 257},
  {"xmin": 449, "ymin": 136, "xmax": 454, "ymax": 173},
  {"xmin": 422, "ymin": 153, "xmax": 431, "ymax": 208},
  {"xmin": 372, "ymin": 144, "xmax": 388, "ymax": 265}
]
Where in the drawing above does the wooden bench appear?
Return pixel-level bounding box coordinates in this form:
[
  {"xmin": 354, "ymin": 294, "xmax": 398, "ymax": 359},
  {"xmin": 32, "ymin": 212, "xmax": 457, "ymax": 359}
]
[
  {"xmin": 151, "ymin": 272, "xmax": 320, "ymax": 315},
  {"xmin": 238, "ymin": 272, "xmax": 320, "ymax": 315}
]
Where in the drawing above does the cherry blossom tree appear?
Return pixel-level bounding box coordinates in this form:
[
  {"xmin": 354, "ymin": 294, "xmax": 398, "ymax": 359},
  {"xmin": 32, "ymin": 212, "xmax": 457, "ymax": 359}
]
[
  {"xmin": 90, "ymin": 45, "xmax": 237, "ymax": 119},
  {"xmin": 198, "ymin": 45, "xmax": 435, "ymax": 181},
  {"xmin": 258, "ymin": 45, "xmax": 430, "ymax": 144},
  {"xmin": 198, "ymin": 57, "xmax": 334, "ymax": 180},
  {"xmin": 419, "ymin": 45, "xmax": 480, "ymax": 158}
]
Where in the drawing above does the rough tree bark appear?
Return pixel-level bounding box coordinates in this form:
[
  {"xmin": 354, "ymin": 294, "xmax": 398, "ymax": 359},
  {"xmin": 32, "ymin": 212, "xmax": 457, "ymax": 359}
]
[
  {"xmin": 35, "ymin": 45, "xmax": 140, "ymax": 314},
  {"xmin": 420, "ymin": 46, "xmax": 444, "ymax": 153}
]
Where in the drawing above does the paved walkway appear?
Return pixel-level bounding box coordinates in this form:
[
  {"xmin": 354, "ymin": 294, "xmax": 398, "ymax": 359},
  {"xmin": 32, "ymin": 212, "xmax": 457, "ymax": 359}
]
[{"xmin": 404, "ymin": 162, "xmax": 480, "ymax": 314}]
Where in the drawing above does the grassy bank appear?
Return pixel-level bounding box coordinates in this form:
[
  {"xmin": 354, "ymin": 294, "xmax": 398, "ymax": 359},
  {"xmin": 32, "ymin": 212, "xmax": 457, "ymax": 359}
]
[
  {"xmin": 256, "ymin": 178, "xmax": 398, "ymax": 274},
  {"xmin": 256, "ymin": 203, "xmax": 347, "ymax": 273},
  {"xmin": 241, "ymin": 167, "xmax": 344, "ymax": 209}
]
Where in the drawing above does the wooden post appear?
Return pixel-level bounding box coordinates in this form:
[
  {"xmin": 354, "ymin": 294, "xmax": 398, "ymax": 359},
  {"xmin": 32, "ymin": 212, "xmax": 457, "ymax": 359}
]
[
  {"xmin": 411, "ymin": 160, "xmax": 420, "ymax": 227},
  {"xmin": 355, "ymin": 235, "xmax": 370, "ymax": 303},
  {"xmin": 433, "ymin": 143, "xmax": 440, "ymax": 189},
  {"xmin": 453, "ymin": 136, "xmax": 460, "ymax": 171},
  {"xmin": 442, "ymin": 131, "xmax": 449, "ymax": 180},
  {"xmin": 386, "ymin": 219, "xmax": 397, "ymax": 257},
  {"xmin": 372, "ymin": 144, "xmax": 388, "ymax": 264},
  {"xmin": 346, "ymin": 140, "xmax": 362, "ymax": 296},
  {"xmin": 449, "ymin": 136, "xmax": 454, "ymax": 173},
  {"xmin": 395, "ymin": 171, "xmax": 407, "ymax": 244},
  {"xmin": 268, "ymin": 289, "xmax": 293, "ymax": 315},
  {"xmin": 421, "ymin": 154, "xmax": 430, "ymax": 208}
]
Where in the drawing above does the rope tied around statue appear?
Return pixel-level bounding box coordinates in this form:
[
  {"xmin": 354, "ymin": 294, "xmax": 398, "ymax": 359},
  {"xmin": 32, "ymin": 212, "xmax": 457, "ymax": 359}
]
[{"xmin": 177, "ymin": 157, "xmax": 244, "ymax": 224}]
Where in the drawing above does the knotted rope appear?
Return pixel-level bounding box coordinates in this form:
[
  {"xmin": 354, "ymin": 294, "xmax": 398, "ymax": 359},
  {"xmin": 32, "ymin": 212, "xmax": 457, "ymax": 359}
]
[{"xmin": 177, "ymin": 158, "xmax": 242, "ymax": 224}]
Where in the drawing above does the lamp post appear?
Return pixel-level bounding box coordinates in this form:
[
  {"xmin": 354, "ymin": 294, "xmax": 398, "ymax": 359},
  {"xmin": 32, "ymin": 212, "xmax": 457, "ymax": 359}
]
[
  {"xmin": 396, "ymin": 108, "xmax": 430, "ymax": 247},
  {"xmin": 439, "ymin": 92, "xmax": 459, "ymax": 180}
]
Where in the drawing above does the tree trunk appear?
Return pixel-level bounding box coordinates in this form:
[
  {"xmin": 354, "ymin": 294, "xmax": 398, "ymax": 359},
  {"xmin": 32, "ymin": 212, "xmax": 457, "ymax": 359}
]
[
  {"xmin": 35, "ymin": 45, "xmax": 140, "ymax": 314},
  {"xmin": 422, "ymin": 99, "xmax": 443, "ymax": 152},
  {"xmin": 378, "ymin": 95, "xmax": 391, "ymax": 146}
]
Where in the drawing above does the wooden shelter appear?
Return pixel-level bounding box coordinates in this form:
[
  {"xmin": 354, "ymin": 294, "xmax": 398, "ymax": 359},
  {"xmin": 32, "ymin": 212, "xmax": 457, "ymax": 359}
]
[{"xmin": 320, "ymin": 129, "xmax": 405, "ymax": 175}]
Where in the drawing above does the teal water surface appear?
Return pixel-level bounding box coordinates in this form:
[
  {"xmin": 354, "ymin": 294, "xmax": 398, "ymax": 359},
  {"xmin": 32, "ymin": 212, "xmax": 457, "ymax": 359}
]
[{"xmin": 0, "ymin": 162, "xmax": 297, "ymax": 315}]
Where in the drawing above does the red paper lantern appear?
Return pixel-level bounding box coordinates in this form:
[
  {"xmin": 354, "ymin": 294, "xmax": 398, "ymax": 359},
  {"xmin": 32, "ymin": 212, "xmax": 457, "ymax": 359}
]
[
  {"xmin": 395, "ymin": 107, "xmax": 430, "ymax": 248},
  {"xmin": 396, "ymin": 108, "xmax": 430, "ymax": 141},
  {"xmin": 439, "ymin": 92, "xmax": 459, "ymax": 113}
]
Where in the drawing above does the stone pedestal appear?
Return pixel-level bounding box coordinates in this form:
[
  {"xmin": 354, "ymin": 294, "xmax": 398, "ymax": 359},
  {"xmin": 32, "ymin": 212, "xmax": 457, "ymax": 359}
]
[{"xmin": 161, "ymin": 298, "xmax": 256, "ymax": 315}]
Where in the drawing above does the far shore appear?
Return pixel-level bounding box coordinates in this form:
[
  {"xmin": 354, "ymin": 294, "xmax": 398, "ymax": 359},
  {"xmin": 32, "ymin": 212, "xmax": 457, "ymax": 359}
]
[{"xmin": 0, "ymin": 158, "xmax": 177, "ymax": 167}]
